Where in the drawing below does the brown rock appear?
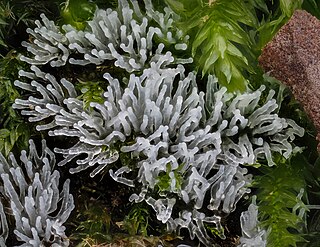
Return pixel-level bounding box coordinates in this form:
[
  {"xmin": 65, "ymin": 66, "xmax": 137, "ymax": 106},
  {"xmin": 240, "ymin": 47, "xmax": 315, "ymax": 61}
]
[{"xmin": 259, "ymin": 10, "xmax": 320, "ymax": 151}]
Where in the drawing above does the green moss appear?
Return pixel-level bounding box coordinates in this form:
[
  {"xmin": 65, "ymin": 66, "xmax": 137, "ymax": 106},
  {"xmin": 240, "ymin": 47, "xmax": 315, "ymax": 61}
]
[{"xmin": 254, "ymin": 154, "xmax": 309, "ymax": 247}]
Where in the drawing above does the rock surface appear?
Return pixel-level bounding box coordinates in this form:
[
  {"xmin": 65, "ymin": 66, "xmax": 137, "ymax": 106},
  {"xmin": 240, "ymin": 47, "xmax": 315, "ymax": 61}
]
[{"xmin": 259, "ymin": 10, "xmax": 320, "ymax": 151}]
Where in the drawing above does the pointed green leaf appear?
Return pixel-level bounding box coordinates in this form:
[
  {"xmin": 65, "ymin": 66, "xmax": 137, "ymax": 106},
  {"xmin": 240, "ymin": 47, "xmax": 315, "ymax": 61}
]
[
  {"xmin": 0, "ymin": 129, "xmax": 10, "ymax": 138},
  {"xmin": 203, "ymin": 50, "xmax": 219, "ymax": 75}
]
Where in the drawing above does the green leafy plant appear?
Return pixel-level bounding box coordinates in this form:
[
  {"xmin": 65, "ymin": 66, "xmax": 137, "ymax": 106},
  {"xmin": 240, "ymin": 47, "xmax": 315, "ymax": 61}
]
[
  {"xmin": 295, "ymin": 155, "xmax": 320, "ymax": 247},
  {"xmin": 72, "ymin": 199, "xmax": 112, "ymax": 246},
  {"xmin": 155, "ymin": 163, "xmax": 184, "ymax": 193},
  {"xmin": 0, "ymin": 51, "xmax": 30, "ymax": 155},
  {"xmin": 254, "ymin": 154, "xmax": 309, "ymax": 247},
  {"xmin": 204, "ymin": 222, "xmax": 225, "ymax": 240},
  {"xmin": 76, "ymin": 80, "xmax": 106, "ymax": 110},
  {"xmin": 165, "ymin": 0, "xmax": 303, "ymax": 92},
  {"xmin": 60, "ymin": 0, "xmax": 96, "ymax": 30},
  {"xmin": 0, "ymin": 2, "xmax": 14, "ymax": 47},
  {"xmin": 166, "ymin": 0, "xmax": 262, "ymax": 91},
  {"xmin": 302, "ymin": 0, "xmax": 320, "ymax": 19},
  {"xmin": 255, "ymin": 0, "xmax": 303, "ymax": 51},
  {"xmin": 122, "ymin": 204, "xmax": 150, "ymax": 236}
]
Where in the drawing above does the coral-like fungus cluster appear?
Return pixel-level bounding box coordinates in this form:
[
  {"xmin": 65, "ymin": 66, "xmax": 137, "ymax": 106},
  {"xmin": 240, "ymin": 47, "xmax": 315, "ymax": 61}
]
[{"xmin": 0, "ymin": 140, "xmax": 74, "ymax": 246}]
